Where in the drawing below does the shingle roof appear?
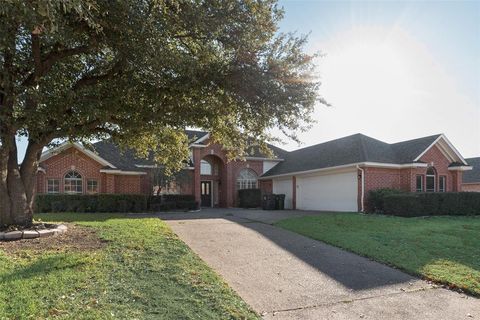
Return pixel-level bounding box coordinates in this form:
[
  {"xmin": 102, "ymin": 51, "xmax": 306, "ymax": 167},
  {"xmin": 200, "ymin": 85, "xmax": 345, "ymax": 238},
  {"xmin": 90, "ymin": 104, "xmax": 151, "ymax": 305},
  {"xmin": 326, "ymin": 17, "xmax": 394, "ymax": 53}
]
[
  {"xmin": 91, "ymin": 132, "xmax": 287, "ymax": 171},
  {"xmin": 262, "ymin": 133, "xmax": 442, "ymax": 177},
  {"xmin": 185, "ymin": 130, "xmax": 209, "ymax": 144},
  {"xmin": 92, "ymin": 141, "xmax": 152, "ymax": 171},
  {"xmin": 464, "ymin": 157, "xmax": 480, "ymax": 183}
]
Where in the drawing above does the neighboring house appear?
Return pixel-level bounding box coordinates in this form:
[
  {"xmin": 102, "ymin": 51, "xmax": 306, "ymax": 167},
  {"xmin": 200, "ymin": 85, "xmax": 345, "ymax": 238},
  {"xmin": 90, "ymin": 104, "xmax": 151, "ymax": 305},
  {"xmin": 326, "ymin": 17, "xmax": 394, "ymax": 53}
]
[
  {"xmin": 462, "ymin": 157, "xmax": 480, "ymax": 192},
  {"xmin": 36, "ymin": 130, "xmax": 286, "ymax": 207},
  {"xmin": 260, "ymin": 133, "xmax": 471, "ymax": 212},
  {"xmin": 36, "ymin": 131, "xmax": 472, "ymax": 211}
]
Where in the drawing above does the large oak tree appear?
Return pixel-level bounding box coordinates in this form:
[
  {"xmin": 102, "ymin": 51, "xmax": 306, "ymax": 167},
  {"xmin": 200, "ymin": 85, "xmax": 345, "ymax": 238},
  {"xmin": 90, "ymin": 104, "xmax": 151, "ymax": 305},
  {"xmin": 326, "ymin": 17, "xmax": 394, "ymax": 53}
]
[{"xmin": 0, "ymin": 0, "xmax": 320, "ymax": 226}]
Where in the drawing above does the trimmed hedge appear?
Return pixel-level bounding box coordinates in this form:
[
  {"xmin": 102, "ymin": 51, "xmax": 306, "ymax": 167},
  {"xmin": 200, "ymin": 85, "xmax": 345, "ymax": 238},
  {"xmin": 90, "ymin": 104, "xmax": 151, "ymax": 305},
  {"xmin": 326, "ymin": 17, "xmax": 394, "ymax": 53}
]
[
  {"xmin": 238, "ymin": 189, "xmax": 262, "ymax": 208},
  {"xmin": 367, "ymin": 188, "xmax": 406, "ymax": 213},
  {"xmin": 383, "ymin": 192, "xmax": 480, "ymax": 217},
  {"xmin": 35, "ymin": 194, "xmax": 148, "ymax": 213},
  {"xmin": 35, "ymin": 194, "xmax": 199, "ymax": 213}
]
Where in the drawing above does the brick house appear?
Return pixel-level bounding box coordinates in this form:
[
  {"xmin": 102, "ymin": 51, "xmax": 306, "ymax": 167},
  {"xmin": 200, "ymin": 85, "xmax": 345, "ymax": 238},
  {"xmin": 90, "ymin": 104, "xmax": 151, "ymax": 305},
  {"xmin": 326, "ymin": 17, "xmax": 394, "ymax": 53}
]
[
  {"xmin": 36, "ymin": 131, "xmax": 286, "ymax": 208},
  {"xmin": 36, "ymin": 132, "xmax": 473, "ymax": 211}
]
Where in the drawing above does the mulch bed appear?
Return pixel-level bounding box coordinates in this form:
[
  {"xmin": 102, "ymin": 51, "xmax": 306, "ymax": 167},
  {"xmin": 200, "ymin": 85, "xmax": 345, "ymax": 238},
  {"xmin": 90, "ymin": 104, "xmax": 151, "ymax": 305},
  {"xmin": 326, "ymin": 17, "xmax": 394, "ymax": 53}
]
[{"xmin": 0, "ymin": 224, "xmax": 108, "ymax": 254}]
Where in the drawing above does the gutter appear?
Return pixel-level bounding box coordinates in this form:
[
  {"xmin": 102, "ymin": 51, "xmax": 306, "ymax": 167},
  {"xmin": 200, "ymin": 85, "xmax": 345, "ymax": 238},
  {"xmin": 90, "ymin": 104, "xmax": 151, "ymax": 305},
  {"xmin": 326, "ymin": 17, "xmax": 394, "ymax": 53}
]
[
  {"xmin": 259, "ymin": 161, "xmax": 427, "ymax": 180},
  {"xmin": 357, "ymin": 165, "xmax": 365, "ymax": 212}
]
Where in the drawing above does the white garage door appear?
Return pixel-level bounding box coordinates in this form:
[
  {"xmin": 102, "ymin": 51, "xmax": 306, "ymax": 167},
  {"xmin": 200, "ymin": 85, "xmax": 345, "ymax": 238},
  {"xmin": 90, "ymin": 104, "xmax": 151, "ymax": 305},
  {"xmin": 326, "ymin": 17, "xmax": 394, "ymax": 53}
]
[
  {"xmin": 272, "ymin": 178, "xmax": 293, "ymax": 209},
  {"xmin": 296, "ymin": 170, "xmax": 358, "ymax": 211}
]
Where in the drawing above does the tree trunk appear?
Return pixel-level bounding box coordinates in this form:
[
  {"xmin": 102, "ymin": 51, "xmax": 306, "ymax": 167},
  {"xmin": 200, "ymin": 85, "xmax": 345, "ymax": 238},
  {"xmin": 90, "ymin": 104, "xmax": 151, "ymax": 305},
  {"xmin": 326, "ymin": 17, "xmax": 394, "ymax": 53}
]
[{"xmin": 0, "ymin": 137, "xmax": 45, "ymax": 227}]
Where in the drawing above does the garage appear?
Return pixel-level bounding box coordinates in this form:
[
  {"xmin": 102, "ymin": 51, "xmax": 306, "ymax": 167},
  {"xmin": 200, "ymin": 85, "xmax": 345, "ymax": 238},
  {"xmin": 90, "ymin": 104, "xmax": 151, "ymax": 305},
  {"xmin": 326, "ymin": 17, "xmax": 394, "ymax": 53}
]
[
  {"xmin": 272, "ymin": 177, "xmax": 293, "ymax": 209},
  {"xmin": 295, "ymin": 170, "xmax": 358, "ymax": 211}
]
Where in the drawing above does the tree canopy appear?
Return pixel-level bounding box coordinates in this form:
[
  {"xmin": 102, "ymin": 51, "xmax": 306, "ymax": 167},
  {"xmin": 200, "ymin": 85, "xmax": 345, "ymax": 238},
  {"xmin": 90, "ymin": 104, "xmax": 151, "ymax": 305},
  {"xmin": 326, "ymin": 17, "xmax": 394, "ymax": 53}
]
[{"xmin": 0, "ymin": 0, "xmax": 321, "ymax": 225}]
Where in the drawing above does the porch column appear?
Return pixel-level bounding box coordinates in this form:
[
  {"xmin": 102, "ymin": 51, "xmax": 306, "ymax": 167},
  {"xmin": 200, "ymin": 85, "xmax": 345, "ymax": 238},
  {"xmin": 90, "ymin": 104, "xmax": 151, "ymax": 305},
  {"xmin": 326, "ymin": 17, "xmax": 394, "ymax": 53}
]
[{"xmin": 193, "ymin": 148, "xmax": 201, "ymax": 204}]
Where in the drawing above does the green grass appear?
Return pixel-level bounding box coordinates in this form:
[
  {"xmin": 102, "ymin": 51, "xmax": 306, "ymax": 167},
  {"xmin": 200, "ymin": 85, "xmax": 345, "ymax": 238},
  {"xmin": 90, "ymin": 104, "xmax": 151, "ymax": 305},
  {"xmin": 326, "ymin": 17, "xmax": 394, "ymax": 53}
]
[
  {"xmin": 0, "ymin": 213, "xmax": 258, "ymax": 319},
  {"xmin": 275, "ymin": 213, "xmax": 480, "ymax": 296}
]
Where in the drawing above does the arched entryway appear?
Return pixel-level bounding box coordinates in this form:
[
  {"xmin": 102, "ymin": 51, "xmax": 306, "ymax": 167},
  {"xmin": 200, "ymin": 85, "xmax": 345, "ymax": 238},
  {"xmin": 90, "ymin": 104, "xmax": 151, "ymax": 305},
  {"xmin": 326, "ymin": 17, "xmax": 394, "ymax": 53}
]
[{"xmin": 199, "ymin": 154, "xmax": 226, "ymax": 207}]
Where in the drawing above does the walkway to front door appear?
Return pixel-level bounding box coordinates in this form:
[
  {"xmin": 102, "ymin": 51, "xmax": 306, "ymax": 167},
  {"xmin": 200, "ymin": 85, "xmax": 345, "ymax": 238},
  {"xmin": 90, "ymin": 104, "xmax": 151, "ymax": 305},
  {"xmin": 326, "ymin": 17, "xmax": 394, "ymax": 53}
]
[
  {"xmin": 200, "ymin": 181, "xmax": 212, "ymax": 207},
  {"xmin": 160, "ymin": 209, "xmax": 480, "ymax": 319}
]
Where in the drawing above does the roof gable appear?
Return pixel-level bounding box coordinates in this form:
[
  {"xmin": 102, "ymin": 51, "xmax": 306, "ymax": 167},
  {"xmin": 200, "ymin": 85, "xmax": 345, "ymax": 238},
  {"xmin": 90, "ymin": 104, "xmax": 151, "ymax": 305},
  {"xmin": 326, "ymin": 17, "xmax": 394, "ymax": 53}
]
[{"xmin": 40, "ymin": 142, "xmax": 116, "ymax": 168}]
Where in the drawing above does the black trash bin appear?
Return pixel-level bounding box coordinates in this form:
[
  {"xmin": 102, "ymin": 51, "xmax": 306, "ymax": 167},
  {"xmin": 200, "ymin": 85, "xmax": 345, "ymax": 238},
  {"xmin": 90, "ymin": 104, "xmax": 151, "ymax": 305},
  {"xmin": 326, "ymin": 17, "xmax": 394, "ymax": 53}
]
[
  {"xmin": 262, "ymin": 194, "xmax": 276, "ymax": 210},
  {"xmin": 275, "ymin": 194, "xmax": 285, "ymax": 210}
]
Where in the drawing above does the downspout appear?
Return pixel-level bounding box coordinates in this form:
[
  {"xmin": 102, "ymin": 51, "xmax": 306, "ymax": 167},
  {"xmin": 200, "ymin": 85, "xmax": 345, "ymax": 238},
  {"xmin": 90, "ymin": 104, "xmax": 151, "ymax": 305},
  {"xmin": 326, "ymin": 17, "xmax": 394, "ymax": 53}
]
[{"xmin": 357, "ymin": 165, "xmax": 365, "ymax": 212}]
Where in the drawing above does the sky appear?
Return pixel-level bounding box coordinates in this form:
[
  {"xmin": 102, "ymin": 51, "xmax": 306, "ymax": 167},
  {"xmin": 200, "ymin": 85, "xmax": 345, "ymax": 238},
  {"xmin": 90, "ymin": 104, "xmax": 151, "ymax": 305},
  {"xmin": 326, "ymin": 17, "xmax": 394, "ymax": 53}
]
[
  {"xmin": 272, "ymin": 0, "xmax": 480, "ymax": 157},
  {"xmin": 16, "ymin": 0, "xmax": 480, "ymax": 159}
]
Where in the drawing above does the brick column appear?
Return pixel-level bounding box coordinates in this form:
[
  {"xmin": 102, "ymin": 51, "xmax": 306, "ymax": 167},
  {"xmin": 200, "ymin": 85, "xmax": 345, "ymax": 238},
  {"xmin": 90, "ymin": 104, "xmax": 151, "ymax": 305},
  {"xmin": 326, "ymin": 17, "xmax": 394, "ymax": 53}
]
[{"xmin": 192, "ymin": 148, "xmax": 201, "ymax": 204}]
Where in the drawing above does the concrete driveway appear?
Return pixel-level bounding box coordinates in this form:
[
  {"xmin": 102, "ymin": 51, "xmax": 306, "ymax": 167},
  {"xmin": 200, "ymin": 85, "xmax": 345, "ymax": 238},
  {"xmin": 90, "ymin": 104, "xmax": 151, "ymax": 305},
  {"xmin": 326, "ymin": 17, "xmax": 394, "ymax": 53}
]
[{"xmin": 160, "ymin": 209, "xmax": 479, "ymax": 319}]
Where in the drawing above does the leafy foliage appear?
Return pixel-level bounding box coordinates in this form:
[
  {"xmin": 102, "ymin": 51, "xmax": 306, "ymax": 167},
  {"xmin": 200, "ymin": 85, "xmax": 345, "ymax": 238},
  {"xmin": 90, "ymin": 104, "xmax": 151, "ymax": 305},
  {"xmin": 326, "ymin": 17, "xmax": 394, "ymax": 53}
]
[{"xmin": 1, "ymin": 0, "xmax": 320, "ymax": 169}]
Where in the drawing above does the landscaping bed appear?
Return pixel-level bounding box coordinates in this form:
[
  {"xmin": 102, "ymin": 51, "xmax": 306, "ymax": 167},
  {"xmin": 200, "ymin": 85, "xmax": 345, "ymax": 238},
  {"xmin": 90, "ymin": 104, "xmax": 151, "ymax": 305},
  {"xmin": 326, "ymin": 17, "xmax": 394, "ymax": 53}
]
[
  {"xmin": 0, "ymin": 213, "xmax": 258, "ymax": 319},
  {"xmin": 275, "ymin": 213, "xmax": 480, "ymax": 296}
]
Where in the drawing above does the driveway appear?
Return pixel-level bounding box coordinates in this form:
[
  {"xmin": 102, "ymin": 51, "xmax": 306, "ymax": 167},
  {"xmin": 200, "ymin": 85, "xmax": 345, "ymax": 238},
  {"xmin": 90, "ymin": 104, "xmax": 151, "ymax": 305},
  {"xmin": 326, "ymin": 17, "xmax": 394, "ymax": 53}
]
[{"xmin": 160, "ymin": 209, "xmax": 479, "ymax": 319}]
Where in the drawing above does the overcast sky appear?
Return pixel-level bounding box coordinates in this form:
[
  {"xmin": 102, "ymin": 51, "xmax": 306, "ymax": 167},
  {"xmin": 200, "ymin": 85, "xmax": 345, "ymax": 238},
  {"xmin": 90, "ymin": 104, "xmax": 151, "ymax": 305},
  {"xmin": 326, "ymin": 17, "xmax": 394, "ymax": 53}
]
[
  {"xmin": 16, "ymin": 0, "xmax": 480, "ymax": 160},
  {"xmin": 272, "ymin": 0, "xmax": 480, "ymax": 157}
]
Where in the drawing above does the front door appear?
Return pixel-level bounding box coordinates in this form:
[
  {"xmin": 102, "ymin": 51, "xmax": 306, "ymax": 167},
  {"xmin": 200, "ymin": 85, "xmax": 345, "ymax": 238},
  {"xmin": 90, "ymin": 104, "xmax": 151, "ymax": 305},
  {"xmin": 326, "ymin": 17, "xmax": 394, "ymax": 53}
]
[{"xmin": 201, "ymin": 181, "xmax": 212, "ymax": 207}]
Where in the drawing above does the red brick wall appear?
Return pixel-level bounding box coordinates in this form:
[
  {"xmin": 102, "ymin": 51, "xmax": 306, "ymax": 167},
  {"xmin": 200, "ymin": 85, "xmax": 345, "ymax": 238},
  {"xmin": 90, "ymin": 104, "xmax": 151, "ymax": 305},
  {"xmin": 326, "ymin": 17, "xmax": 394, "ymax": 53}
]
[
  {"xmin": 193, "ymin": 141, "xmax": 266, "ymax": 207},
  {"xmin": 39, "ymin": 147, "xmax": 105, "ymax": 194},
  {"xmin": 113, "ymin": 175, "xmax": 141, "ymax": 194},
  {"xmin": 418, "ymin": 145, "xmax": 460, "ymax": 192},
  {"xmin": 37, "ymin": 146, "xmax": 144, "ymax": 194},
  {"xmin": 362, "ymin": 144, "xmax": 462, "ymax": 210},
  {"xmin": 462, "ymin": 183, "xmax": 480, "ymax": 192}
]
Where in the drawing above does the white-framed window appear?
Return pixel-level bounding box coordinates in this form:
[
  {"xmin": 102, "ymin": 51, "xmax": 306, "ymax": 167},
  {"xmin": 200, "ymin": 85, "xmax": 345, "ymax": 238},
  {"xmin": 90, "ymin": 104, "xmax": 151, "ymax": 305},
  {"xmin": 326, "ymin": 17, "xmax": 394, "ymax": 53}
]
[
  {"xmin": 200, "ymin": 160, "xmax": 212, "ymax": 175},
  {"xmin": 416, "ymin": 175, "xmax": 423, "ymax": 192},
  {"xmin": 87, "ymin": 179, "xmax": 99, "ymax": 194},
  {"xmin": 47, "ymin": 179, "xmax": 60, "ymax": 194},
  {"xmin": 439, "ymin": 176, "xmax": 446, "ymax": 192},
  {"xmin": 236, "ymin": 168, "xmax": 258, "ymax": 190},
  {"xmin": 64, "ymin": 170, "xmax": 83, "ymax": 194},
  {"xmin": 426, "ymin": 167, "xmax": 436, "ymax": 192}
]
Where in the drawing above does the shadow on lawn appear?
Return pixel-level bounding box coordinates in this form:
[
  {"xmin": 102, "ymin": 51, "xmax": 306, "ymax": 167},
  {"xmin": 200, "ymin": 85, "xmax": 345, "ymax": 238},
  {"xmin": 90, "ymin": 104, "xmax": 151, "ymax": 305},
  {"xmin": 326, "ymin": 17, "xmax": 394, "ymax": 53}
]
[
  {"xmin": 158, "ymin": 209, "xmax": 421, "ymax": 292},
  {"xmin": 0, "ymin": 254, "xmax": 88, "ymax": 284}
]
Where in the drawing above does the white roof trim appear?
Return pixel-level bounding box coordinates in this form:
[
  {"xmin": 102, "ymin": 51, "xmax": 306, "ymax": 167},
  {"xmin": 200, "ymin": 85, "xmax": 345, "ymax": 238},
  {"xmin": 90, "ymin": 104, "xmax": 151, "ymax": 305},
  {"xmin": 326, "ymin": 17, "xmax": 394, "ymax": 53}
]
[
  {"xmin": 99, "ymin": 169, "xmax": 146, "ymax": 175},
  {"xmin": 40, "ymin": 142, "xmax": 117, "ymax": 169},
  {"xmin": 194, "ymin": 132, "xmax": 210, "ymax": 144},
  {"xmin": 413, "ymin": 134, "xmax": 468, "ymax": 165},
  {"xmin": 245, "ymin": 157, "xmax": 284, "ymax": 161},
  {"xmin": 259, "ymin": 162, "xmax": 428, "ymax": 180},
  {"xmin": 189, "ymin": 143, "xmax": 207, "ymax": 148},
  {"xmin": 448, "ymin": 166, "xmax": 472, "ymax": 171}
]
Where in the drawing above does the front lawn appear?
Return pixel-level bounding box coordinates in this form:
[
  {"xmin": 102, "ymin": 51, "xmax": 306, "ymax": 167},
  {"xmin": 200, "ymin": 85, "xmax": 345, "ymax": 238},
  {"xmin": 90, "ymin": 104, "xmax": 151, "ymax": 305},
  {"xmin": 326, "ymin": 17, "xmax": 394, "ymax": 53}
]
[
  {"xmin": 275, "ymin": 213, "xmax": 480, "ymax": 296},
  {"xmin": 0, "ymin": 213, "xmax": 258, "ymax": 319}
]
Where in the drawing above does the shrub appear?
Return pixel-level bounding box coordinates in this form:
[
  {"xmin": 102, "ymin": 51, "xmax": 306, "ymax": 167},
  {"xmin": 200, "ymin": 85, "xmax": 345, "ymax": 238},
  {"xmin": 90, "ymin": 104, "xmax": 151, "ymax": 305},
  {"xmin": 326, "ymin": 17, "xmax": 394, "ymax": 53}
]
[
  {"xmin": 34, "ymin": 194, "xmax": 148, "ymax": 213},
  {"xmin": 238, "ymin": 189, "xmax": 262, "ymax": 208},
  {"xmin": 148, "ymin": 195, "xmax": 198, "ymax": 212},
  {"xmin": 383, "ymin": 192, "xmax": 480, "ymax": 217},
  {"xmin": 367, "ymin": 188, "xmax": 406, "ymax": 213}
]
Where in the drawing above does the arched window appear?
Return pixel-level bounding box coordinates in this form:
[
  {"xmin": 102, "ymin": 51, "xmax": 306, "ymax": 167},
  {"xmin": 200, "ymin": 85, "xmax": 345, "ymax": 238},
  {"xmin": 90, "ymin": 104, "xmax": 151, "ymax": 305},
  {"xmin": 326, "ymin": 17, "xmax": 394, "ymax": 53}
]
[
  {"xmin": 200, "ymin": 160, "xmax": 212, "ymax": 175},
  {"xmin": 64, "ymin": 171, "xmax": 83, "ymax": 194},
  {"xmin": 236, "ymin": 168, "xmax": 258, "ymax": 190},
  {"xmin": 426, "ymin": 167, "xmax": 436, "ymax": 192}
]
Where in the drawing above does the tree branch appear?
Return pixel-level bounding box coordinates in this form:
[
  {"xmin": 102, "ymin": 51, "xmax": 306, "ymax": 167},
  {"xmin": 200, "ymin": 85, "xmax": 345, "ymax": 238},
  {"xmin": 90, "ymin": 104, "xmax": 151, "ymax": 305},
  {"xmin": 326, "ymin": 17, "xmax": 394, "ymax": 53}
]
[
  {"xmin": 72, "ymin": 60, "xmax": 124, "ymax": 91},
  {"xmin": 22, "ymin": 44, "xmax": 92, "ymax": 86}
]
